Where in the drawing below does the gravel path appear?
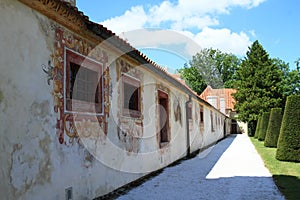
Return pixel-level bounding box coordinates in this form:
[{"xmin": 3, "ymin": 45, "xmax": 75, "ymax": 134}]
[{"xmin": 117, "ymin": 134, "xmax": 284, "ymax": 200}]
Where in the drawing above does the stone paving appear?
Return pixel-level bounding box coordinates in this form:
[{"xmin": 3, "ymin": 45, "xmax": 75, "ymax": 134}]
[{"xmin": 116, "ymin": 134, "xmax": 284, "ymax": 200}]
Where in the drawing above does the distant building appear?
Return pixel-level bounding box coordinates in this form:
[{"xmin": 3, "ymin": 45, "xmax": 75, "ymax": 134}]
[
  {"xmin": 200, "ymin": 86, "xmax": 247, "ymax": 134},
  {"xmin": 200, "ymin": 86, "xmax": 236, "ymax": 117}
]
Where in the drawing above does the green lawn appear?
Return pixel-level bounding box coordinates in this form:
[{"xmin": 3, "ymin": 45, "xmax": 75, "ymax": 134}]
[{"xmin": 250, "ymin": 137, "xmax": 300, "ymax": 200}]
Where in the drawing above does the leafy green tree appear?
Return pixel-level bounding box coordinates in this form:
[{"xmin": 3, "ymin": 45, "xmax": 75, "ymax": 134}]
[
  {"xmin": 274, "ymin": 58, "xmax": 300, "ymax": 108},
  {"xmin": 295, "ymin": 58, "xmax": 300, "ymax": 71},
  {"xmin": 233, "ymin": 41, "xmax": 283, "ymax": 135},
  {"xmin": 212, "ymin": 49, "xmax": 241, "ymax": 88},
  {"xmin": 282, "ymin": 69, "xmax": 300, "ymax": 95},
  {"xmin": 178, "ymin": 48, "xmax": 240, "ymax": 94},
  {"xmin": 177, "ymin": 63, "xmax": 207, "ymax": 94}
]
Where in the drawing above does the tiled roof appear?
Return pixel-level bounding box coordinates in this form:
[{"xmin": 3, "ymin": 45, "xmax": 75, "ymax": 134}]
[
  {"xmin": 56, "ymin": 1, "xmax": 201, "ymax": 97},
  {"xmin": 19, "ymin": 0, "xmax": 223, "ymax": 113},
  {"xmin": 200, "ymin": 86, "xmax": 237, "ymax": 111}
]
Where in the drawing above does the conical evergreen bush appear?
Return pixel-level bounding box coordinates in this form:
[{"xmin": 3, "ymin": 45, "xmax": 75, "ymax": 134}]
[
  {"xmin": 276, "ymin": 95, "xmax": 300, "ymax": 162},
  {"xmin": 258, "ymin": 112, "xmax": 270, "ymax": 141},
  {"xmin": 264, "ymin": 108, "xmax": 282, "ymax": 147},
  {"xmin": 254, "ymin": 117, "xmax": 262, "ymax": 139}
]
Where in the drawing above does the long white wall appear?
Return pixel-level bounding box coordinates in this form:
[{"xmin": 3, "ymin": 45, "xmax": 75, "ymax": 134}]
[{"xmin": 0, "ymin": 1, "xmax": 231, "ymax": 199}]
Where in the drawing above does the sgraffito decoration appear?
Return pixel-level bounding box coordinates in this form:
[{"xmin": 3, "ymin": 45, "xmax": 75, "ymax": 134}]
[
  {"xmin": 173, "ymin": 97, "xmax": 182, "ymax": 126},
  {"xmin": 116, "ymin": 59, "xmax": 144, "ymax": 154},
  {"xmin": 42, "ymin": 60, "xmax": 54, "ymax": 85},
  {"xmin": 53, "ymin": 27, "xmax": 110, "ymax": 144}
]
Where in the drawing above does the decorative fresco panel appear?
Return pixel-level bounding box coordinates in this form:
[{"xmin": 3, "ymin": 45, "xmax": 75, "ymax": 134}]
[
  {"xmin": 116, "ymin": 59, "xmax": 144, "ymax": 154},
  {"xmin": 53, "ymin": 27, "xmax": 110, "ymax": 144}
]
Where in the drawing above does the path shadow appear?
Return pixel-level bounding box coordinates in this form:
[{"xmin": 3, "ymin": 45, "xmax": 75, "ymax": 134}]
[
  {"xmin": 273, "ymin": 175, "xmax": 300, "ymax": 200},
  {"xmin": 185, "ymin": 134, "xmax": 238, "ymax": 175},
  {"xmin": 112, "ymin": 134, "xmax": 284, "ymax": 199},
  {"xmin": 96, "ymin": 135, "xmax": 238, "ymax": 200}
]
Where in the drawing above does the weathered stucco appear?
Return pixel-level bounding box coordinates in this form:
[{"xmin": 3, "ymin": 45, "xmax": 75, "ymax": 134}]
[
  {"xmin": 0, "ymin": 0, "xmax": 56, "ymax": 199},
  {"xmin": 0, "ymin": 0, "xmax": 232, "ymax": 199}
]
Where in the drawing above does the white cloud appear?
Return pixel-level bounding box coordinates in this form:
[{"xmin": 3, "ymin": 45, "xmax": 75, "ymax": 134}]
[
  {"xmin": 171, "ymin": 15, "xmax": 219, "ymax": 30},
  {"xmin": 194, "ymin": 27, "xmax": 251, "ymax": 55},
  {"xmin": 100, "ymin": 0, "xmax": 265, "ymax": 57},
  {"xmin": 101, "ymin": 0, "xmax": 266, "ymax": 34},
  {"xmin": 101, "ymin": 6, "xmax": 147, "ymax": 33},
  {"xmin": 121, "ymin": 29, "xmax": 202, "ymax": 60}
]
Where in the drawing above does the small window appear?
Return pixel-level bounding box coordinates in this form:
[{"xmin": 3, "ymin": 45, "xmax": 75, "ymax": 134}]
[
  {"xmin": 158, "ymin": 90, "xmax": 170, "ymax": 147},
  {"xmin": 122, "ymin": 75, "xmax": 141, "ymax": 118},
  {"xmin": 65, "ymin": 49, "xmax": 103, "ymax": 114},
  {"xmin": 200, "ymin": 106, "xmax": 204, "ymax": 123},
  {"xmin": 211, "ymin": 111, "xmax": 215, "ymax": 132}
]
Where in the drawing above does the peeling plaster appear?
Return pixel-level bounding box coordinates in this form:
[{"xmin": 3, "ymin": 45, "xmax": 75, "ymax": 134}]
[
  {"xmin": 9, "ymin": 134, "xmax": 53, "ymax": 198},
  {"xmin": 0, "ymin": 0, "xmax": 12, "ymax": 9},
  {"xmin": 82, "ymin": 149, "xmax": 95, "ymax": 168},
  {"xmin": 30, "ymin": 100, "xmax": 50, "ymax": 119},
  {"xmin": 37, "ymin": 134, "xmax": 53, "ymax": 184},
  {"xmin": 34, "ymin": 12, "xmax": 55, "ymax": 53}
]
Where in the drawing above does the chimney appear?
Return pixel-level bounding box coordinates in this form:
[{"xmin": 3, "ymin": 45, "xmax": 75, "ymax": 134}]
[{"xmin": 62, "ymin": 0, "xmax": 76, "ymax": 6}]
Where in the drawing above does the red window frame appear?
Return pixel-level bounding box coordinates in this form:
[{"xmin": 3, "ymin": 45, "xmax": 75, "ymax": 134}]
[
  {"xmin": 158, "ymin": 90, "xmax": 170, "ymax": 146},
  {"xmin": 65, "ymin": 49, "xmax": 103, "ymax": 115},
  {"xmin": 121, "ymin": 74, "xmax": 141, "ymax": 118}
]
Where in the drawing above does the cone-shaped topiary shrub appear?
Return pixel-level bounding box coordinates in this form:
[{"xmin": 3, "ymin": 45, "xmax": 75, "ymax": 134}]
[
  {"xmin": 254, "ymin": 117, "xmax": 262, "ymax": 139},
  {"xmin": 276, "ymin": 95, "xmax": 300, "ymax": 162},
  {"xmin": 258, "ymin": 112, "xmax": 270, "ymax": 141},
  {"xmin": 264, "ymin": 108, "xmax": 282, "ymax": 147}
]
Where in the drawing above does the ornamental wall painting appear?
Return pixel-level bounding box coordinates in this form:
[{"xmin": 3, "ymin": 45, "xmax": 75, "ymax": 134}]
[
  {"xmin": 52, "ymin": 27, "xmax": 110, "ymax": 145},
  {"xmin": 116, "ymin": 59, "xmax": 144, "ymax": 154}
]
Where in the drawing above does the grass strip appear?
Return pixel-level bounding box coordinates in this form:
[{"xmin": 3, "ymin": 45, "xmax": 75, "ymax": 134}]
[{"xmin": 250, "ymin": 137, "xmax": 300, "ymax": 200}]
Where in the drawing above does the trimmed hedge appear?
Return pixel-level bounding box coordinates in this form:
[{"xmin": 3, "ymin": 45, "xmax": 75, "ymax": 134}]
[
  {"xmin": 276, "ymin": 95, "xmax": 300, "ymax": 162},
  {"xmin": 264, "ymin": 108, "xmax": 282, "ymax": 147},
  {"xmin": 258, "ymin": 112, "xmax": 270, "ymax": 141},
  {"xmin": 254, "ymin": 117, "xmax": 262, "ymax": 139}
]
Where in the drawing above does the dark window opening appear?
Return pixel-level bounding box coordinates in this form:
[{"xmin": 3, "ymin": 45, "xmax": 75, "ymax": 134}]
[
  {"xmin": 211, "ymin": 111, "xmax": 215, "ymax": 132},
  {"xmin": 70, "ymin": 62, "xmax": 100, "ymax": 103},
  {"xmin": 123, "ymin": 82, "xmax": 139, "ymax": 111},
  {"xmin": 158, "ymin": 90, "xmax": 170, "ymax": 147},
  {"xmin": 66, "ymin": 49, "xmax": 103, "ymax": 114},
  {"xmin": 122, "ymin": 75, "xmax": 141, "ymax": 118},
  {"xmin": 200, "ymin": 106, "xmax": 204, "ymax": 123}
]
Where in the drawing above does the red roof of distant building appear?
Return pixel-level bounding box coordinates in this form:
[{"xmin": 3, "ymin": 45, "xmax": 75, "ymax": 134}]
[{"xmin": 200, "ymin": 86, "xmax": 237, "ymax": 113}]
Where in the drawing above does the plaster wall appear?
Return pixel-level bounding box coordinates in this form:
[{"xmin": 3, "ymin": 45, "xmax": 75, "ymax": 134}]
[
  {"xmin": 0, "ymin": 1, "xmax": 141, "ymax": 199},
  {"xmin": 0, "ymin": 1, "xmax": 230, "ymax": 199}
]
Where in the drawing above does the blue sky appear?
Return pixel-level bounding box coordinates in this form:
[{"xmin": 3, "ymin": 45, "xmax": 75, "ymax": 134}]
[{"xmin": 77, "ymin": 0, "xmax": 300, "ymax": 72}]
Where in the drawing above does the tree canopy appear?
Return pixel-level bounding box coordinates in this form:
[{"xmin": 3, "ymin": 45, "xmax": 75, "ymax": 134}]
[
  {"xmin": 178, "ymin": 48, "xmax": 240, "ymax": 94},
  {"xmin": 233, "ymin": 41, "xmax": 285, "ymax": 123},
  {"xmin": 178, "ymin": 41, "xmax": 300, "ymax": 136}
]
